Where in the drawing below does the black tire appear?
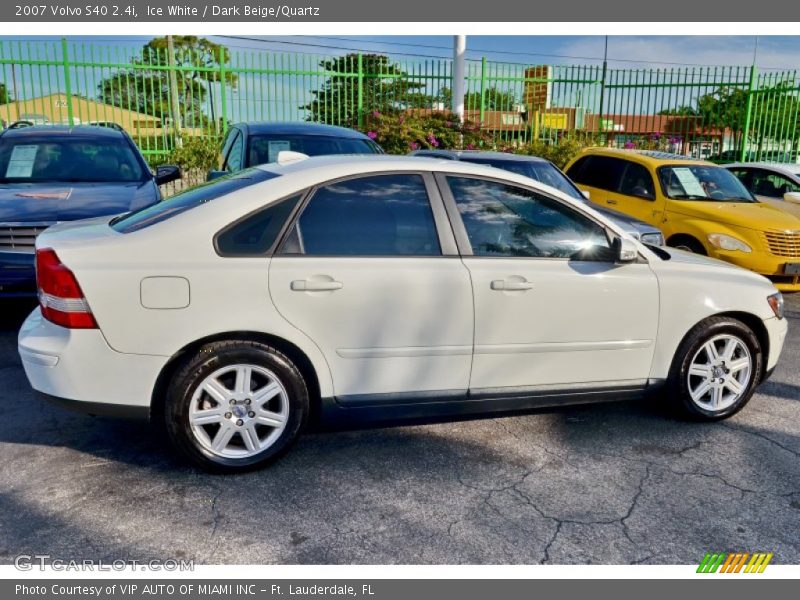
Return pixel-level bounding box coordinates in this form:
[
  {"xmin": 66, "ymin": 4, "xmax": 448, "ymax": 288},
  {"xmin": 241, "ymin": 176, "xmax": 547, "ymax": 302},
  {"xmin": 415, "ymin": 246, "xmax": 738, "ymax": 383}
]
[
  {"xmin": 667, "ymin": 316, "xmax": 763, "ymax": 420},
  {"xmin": 668, "ymin": 236, "xmax": 707, "ymax": 255},
  {"xmin": 165, "ymin": 340, "xmax": 309, "ymax": 473}
]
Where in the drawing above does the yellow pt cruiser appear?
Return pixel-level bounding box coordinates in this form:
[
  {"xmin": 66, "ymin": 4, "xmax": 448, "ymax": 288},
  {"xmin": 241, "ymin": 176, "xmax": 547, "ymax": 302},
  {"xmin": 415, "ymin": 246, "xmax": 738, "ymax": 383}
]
[{"xmin": 565, "ymin": 148, "xmax": 800, "ymax": 291}]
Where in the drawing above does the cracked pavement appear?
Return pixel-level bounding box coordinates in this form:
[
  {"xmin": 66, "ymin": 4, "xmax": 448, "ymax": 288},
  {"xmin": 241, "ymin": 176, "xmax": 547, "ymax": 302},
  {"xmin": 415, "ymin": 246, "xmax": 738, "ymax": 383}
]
[{"xmin": 1, "ymin": 297, "xmax": 799, "ymax": 565}]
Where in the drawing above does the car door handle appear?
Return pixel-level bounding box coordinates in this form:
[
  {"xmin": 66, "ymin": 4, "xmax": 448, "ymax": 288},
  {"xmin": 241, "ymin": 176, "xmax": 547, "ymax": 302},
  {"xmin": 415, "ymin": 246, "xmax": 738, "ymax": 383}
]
[
  {"xmin": 290, "ymin": 280, "xmax": 343, "ymax": 292},
  {"xmin": 490, "ymin": 279, "xmax": 533, "ymax": 291},
  {"xmin": 606, "ymin": 198, "xmax": 618, "ymax": 205}
]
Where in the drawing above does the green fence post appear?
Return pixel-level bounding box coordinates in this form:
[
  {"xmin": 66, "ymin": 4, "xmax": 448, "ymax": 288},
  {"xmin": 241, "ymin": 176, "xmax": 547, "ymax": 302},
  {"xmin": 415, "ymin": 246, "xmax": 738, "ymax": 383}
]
[
  {"xmin": 219, "ymin": 47, "xmax": 228, "ymax": 135},
  {"xmin": 357, "ymin": 53, "xmax": 364, "ymax": 128},
  {"xmin": 740, "ymin": 64, "xmax": 758, "ymax": 162},
  {"xmin": 60, "ymin": 38, "xmax": 74, "ymax": 126},
  {"xmin": 479, "ymin": 56, "xmax": 487, "ymax": 125}
]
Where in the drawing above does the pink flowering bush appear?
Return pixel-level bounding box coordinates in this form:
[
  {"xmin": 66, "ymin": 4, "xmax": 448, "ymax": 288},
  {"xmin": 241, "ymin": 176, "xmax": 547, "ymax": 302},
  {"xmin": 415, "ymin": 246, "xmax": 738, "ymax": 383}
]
[{"xmin": 359, "ymin": 110, "xmax": 492, "ymax": 155}]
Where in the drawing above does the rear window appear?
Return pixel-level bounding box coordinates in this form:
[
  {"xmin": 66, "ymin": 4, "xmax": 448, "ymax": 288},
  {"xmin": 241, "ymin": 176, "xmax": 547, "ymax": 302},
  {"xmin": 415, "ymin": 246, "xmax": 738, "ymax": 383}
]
[
  {"xmin": 247, "ymin": 135, "xmax": 382, "ymax": 166},
  {"xmin": 0, "ymin": 137, "xmax": 145, "ymax": 183},
  {"xmin": 111, "ymin": 168, "xmax": 280, "ymax": 233}
]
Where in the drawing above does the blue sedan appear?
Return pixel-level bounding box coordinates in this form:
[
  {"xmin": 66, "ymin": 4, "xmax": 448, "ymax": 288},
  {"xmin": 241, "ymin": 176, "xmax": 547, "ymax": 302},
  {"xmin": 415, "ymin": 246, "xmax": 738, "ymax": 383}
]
[{"xmin": 0, "ymin": 125, "xmax": 180, "ymax": 297}]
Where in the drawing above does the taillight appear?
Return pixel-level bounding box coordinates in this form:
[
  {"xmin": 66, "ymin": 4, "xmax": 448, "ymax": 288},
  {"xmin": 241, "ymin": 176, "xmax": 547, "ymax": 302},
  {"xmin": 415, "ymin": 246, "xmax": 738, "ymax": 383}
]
[{"xmin": 35, "ymin": 248, "xmax": 97, "ymax": 329}]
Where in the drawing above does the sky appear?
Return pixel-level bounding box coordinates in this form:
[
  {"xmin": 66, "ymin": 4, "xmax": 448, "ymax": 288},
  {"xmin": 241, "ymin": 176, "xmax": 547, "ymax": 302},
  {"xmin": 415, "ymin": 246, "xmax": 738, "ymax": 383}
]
[
  {"xmin": 8, "ymin": 35, "xmax": 797, "ymax": 70},
  {"xmin": 2, "ymin": 35, "xmax": 799, "ymax": 125}
]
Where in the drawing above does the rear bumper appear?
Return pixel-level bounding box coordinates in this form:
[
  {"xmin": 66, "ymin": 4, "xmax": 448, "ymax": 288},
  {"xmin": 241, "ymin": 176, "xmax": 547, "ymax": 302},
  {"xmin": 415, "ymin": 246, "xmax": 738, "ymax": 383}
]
[{"xmin": 18, "ymin": 308, "xmax": 167, "ymax": 417}]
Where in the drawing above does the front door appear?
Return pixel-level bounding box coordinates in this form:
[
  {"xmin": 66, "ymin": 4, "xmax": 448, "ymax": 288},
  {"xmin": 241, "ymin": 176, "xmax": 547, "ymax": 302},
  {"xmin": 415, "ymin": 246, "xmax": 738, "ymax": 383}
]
[
  {"xmin": 440, "ymin": 174, "xmax": 659, "ymax": 395},
  {"xmin": 269, "ymin": 173, "xmax": 474, "ymax": 403}
]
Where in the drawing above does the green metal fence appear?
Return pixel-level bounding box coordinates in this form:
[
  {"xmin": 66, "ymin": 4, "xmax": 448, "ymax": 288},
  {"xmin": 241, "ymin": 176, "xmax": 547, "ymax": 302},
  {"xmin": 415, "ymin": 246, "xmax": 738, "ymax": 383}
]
[{"xmin": 1, "ymin": 38, "xmax": 798, "ymax": 165}]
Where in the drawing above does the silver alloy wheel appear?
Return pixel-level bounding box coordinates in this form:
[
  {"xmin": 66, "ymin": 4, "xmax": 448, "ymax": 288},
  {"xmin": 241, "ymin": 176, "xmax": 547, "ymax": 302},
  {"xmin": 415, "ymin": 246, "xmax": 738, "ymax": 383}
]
[
  {"xmin": 189, "ymin": 364, "xmax": 289, "ymax": 459},
  {"xmin": 687, "ymin": 334, "xmax": 752, "ymax": 412}
]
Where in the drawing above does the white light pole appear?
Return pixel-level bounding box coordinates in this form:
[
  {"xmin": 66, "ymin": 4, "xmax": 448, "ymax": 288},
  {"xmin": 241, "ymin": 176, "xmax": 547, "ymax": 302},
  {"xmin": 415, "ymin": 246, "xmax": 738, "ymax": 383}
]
[{"xmin": 452, "ymin": 35, "xmax": 466, "ymax": 123}]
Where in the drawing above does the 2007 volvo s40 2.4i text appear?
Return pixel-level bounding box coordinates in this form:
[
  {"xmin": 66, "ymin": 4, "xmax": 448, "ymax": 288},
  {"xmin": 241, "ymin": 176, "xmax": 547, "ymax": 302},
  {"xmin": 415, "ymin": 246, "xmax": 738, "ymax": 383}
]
[{"xmin": 19, "ymin": 155, "xmax": 788, "ymax": 472}]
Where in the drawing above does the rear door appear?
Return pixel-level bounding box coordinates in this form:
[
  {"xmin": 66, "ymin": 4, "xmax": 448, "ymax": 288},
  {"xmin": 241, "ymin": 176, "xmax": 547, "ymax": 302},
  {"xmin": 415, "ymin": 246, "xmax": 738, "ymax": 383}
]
[
  {"xmin": 268, "ymin": 172, "xmax": 474, "ymax": 403},
  {"xmin": 614, "ymin": 159, "xmax": 664, "ymax": 225}
]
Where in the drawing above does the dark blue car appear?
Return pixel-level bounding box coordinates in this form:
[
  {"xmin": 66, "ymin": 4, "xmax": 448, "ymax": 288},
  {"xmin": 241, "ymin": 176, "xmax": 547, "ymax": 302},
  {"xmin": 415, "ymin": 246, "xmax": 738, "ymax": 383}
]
[
  {"xmin": 209, "ymin": 122, "xmax": 383, "ymax": 179},
  {"xmin": 0, "ymin": 125, "xmax": 180, "ymax": 297}
]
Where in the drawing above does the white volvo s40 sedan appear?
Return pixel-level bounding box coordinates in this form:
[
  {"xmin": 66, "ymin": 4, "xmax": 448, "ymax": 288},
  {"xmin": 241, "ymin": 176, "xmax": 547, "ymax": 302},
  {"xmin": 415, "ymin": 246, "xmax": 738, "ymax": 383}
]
[{"xmin": 19, "ymin": 155, "xmax": 788, "ymax": 472}]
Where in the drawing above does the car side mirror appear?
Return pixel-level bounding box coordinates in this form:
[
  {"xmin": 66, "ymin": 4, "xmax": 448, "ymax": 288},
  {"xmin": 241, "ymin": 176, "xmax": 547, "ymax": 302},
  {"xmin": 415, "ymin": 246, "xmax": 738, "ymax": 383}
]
[
  {"xmin": 155, "ymin": 165, "xmax": 181, "ymax": 185},
  {"xmin": 582, "ymin": 189, "xmax": 591, "ymax": 200},
  {"xmin": 207, "ymin": 169, "xmax": 228, "ymax": 181},
  {"xmin": 784, "ymin": 191, "xmax": 800, "ymax": 204},
  {"xmin": 612, "ymin": 236, "xmax": 639, "ymax": 263}
]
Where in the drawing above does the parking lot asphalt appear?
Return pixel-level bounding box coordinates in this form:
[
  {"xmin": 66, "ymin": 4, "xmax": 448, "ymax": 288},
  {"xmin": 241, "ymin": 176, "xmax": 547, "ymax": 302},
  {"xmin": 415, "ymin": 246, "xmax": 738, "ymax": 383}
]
[{"xmin": 1, "ymin": 298, "xmax": 799, "ymax": 566}]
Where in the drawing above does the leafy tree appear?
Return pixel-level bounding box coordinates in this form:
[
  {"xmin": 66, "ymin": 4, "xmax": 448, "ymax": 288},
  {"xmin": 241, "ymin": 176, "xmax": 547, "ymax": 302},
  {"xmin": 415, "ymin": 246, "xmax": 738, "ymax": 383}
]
[
  {"xmin": 303, "ymin": 53, "xmax": 429, "ymax": 125},
  {"xmin": 697, "ymin": 83, "xmax": 800, "ymax": 152},
  {"xmin": 0, "ymin": 82, "xmax": 9, "ymax": 104},
  {"xmin": 437, "ymin": 86, "xmax": 517, "ymax": 111},
  {"xmin": 98, "ymin": 36, "xmax": 237, "ymax": 128},
  {"xmin": 658, "ymin": 105, "xmax": 698, "ymax": 116}
]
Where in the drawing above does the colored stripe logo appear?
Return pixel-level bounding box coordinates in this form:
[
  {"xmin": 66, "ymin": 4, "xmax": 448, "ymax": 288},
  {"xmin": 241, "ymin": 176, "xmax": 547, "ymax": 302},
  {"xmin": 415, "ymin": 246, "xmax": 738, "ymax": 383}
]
[{"xmin": 697, "ymin": 552, "xmax": 773, "ymax": 573}]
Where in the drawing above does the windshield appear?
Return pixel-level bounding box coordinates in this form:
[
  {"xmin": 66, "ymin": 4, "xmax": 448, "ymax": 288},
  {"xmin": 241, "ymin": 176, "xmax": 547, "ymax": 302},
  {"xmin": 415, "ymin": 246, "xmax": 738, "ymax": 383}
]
[
  {"xmin": 658, "ymin": 164, "xmax": 756, "ymax": 202},
  {"xmin": 248, "ymin": 134, "xmax": 382, "ymax": 166},
  {"xmin": 462, "ymin": 158, "xmax": 585, "ymax": 201},
  {"xmin": 0, "ymin": 137, "xmax": 145, "ymax": 183}
]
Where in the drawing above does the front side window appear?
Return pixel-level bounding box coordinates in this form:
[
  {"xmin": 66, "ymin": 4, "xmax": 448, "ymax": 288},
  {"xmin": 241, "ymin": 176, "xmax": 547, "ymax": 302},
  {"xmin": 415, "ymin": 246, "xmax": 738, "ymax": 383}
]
[
  {"xmin": 248, "ymin": 135, "xmax": 382, "ymax": 167},
  {"xmin": 0, "ymin": 137, "xmax": 145, "ymax": 183},
  {"xmin": 619, "ymin": 162, "xmax": 656, "ymax": 199},
  {"xmin": 658, "ymin": 164, "xmax": 755, "ymax": 202},
  {"xmin": 447, "ymin": 176, "xmax": 612, "ymax": 260},
  {"xmin": 281, "ymin": 174, "xmax": 440, "ymax": 256}
]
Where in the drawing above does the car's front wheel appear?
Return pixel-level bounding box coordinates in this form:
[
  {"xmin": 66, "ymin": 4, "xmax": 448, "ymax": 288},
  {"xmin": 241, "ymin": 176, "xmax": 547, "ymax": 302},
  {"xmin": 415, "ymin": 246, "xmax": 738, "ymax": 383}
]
[
  {"xmin": 165, "ymin": 341, "xmax": 308, "ymax": 472},
  {"xmin": 668, "ymin": 316, "xmax": 763, "ymax": 420}
]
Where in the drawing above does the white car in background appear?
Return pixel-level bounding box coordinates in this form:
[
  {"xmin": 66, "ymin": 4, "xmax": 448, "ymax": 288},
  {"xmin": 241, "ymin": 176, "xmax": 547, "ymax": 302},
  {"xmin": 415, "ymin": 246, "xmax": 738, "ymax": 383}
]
[
  {"xmin": 727, "ymin": 162, "xmax": 800, "ymax": 218},
  {"xmin": 19, "ymin": 155, "xmax": 788, "ymax": 472}
]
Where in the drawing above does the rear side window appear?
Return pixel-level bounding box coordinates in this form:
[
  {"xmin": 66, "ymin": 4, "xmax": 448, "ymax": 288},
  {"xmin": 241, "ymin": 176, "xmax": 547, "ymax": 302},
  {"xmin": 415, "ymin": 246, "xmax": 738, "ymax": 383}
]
[
  {"xmin": 216, "ymin": 194, "xmax": 302, "ymax": 256},
  {"xmin": 280, "ymin": 174, "xmax": 440, "ymax": 256},
  {"xmin": 111, "ymin": 168, "xmax": 280, "ymax": 234},
  {"xmin": 568, "ymin": 156, "xmax": 627, "ymax": 192}
]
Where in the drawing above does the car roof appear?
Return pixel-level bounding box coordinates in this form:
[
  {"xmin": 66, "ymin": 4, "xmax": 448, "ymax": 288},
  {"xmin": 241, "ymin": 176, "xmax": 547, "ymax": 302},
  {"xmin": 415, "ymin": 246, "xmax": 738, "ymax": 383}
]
[
  {"xmin": 578, "ymin": 147, "xmax": 710, "ymax": 166},
  {"xmin": 236, "ymin": 122, "xmax": 372, "ymax": 139},
  {"xmin": 725, "ymin": 161, "xmax": 800, "ymax": 177},
  {"xmin": 412, "ymin": 149, "xmax": 549, "ymax": 163},
  {"xmin": 0, "ymin": 124, "xmax": 127, "ymax": 139}
]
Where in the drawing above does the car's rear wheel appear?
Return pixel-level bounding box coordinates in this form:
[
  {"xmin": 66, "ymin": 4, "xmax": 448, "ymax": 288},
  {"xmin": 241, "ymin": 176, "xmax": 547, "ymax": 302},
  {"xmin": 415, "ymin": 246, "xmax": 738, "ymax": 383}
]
[
  {"xmin": 165, "ymin": 341, "xmax": 308, "ymax": 472},
  {"xmin": 668, "ymin": 317, "xmax": 762, "ymax": 420}
]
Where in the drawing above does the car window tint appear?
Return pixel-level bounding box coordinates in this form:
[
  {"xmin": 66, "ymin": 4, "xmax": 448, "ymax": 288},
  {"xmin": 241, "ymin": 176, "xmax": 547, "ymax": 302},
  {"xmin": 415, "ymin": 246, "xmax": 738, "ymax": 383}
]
[
  {"xmin": 224, "ymin": 131, "xmax": 244, "ymax": 172},
  {"xmin": 567, "ymin": 156, "xmax": 627, "ymax": 192},
  {"xmin": 619, "ymin": 162, "xmax": 655, "ymax": 199},
  {"xmin": 216, "ymin": 194, "xmax": 302, "ymax": 256},
  {"xmin": 283, "ymin": 174, "xmax": 440, "ymax": 256},
  {"xmin": 111, "ymin": 168, "xmax": 280, "ymax": 234},
  {"xmin": 0, "ymin": 137, "xmax": 144, "ymax": 183},
  {"xmin": 447, "ymin": 176, "xmax": 612, "ymax": 260},
  {"xmin": 750, "ymin": 169, "xmax": 800, "ymax": 197},
  {"xmin": 248, "ymin": 135, "xmax": 381, "ymax": 166}
]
